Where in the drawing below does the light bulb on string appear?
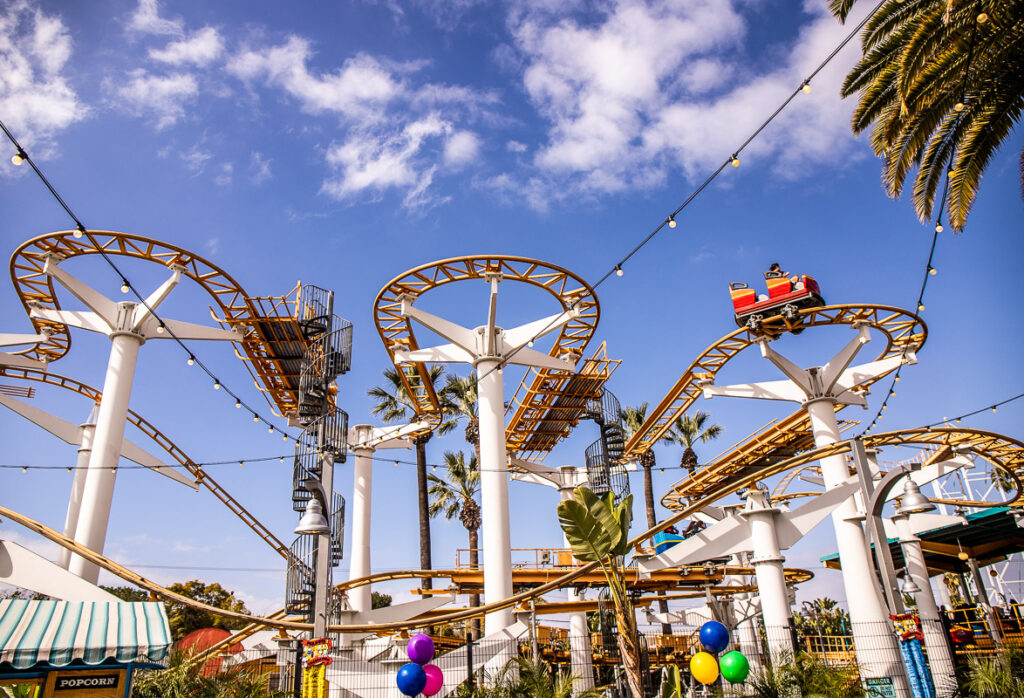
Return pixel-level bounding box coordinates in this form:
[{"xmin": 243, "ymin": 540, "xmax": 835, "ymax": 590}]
[
  {"xmin": 935, "ymin": 222, "xmax": 944, "ymax": 233},
  {"xmin": 928, "ymin": 267, "xmax": 936, "ymax": 276},
  {"xmin": 977, "ymin": 12, "xmax": 988, "ymax": 23},
  {"xmin": 991, "ymin": 406, "xmax": 997, "ymax": 413},
  {"xmin": 954, "ymin": 102, "xmax": 964, "ymax": 112},
  {"xmin": 213, "ymin": 379, "xmax": 220, "ymax": 390},
  {"xmin": 253, "ymin": 414, "xmax": 260, "ymax": 423},
  {"xmin": 74, "ymin": 225, "xmax": 85, "ymax": 239},
  {"xmin": 235, "ymin": 399, "xmax": 241, "ymax": 408},
  {"xmin": 895, "ymin": 376, "xmax": 901, "ymax": 382},
  {"xmin": 11, "ymin": 150, "xmax": 25, "ymax": 166},
  {"xmin": 121, "ymin": 280, "xmax": 130, "ymax": 294},
  {"xmin": 615, "ymin": 265, "xmax": 623, "ymax": 277},
  {"xmin": 239, "ymin": 461, "xmax": 244, "ymax": 468},
  {"xmin": 801, "ymin": 81, "xmax": 812, "ymax": 94},
  {"xmin": 187, "ymin": 355, "xmax": 195, "ymax": 366},
  {"xmin": 156, "ymin": 323, "xmax": 165, "ymax": 334},
  {"xmin": 67, "ymin": 467, "xmax": 72, "ymax": 473},
  {"xmin": 268, "ymin": 425, "xmax": 274, "ymax": 433},
  {"xmin": 918, "ymin": 303, "xmax": 925, "ymax": 312},
  {"xmin": 21, "ymin": 467, "xmax": 26, "ymax": 473},
  {"xmin": 282, "ymin": 433, "xmax": 288, "ymax": 441},
  {"xmin": 668, "ymin": 216, "xmax": 677, "ymax": 228},
  {"xmin": 730, "ymin": 155, "xmax": 740, "ymax": 167}
]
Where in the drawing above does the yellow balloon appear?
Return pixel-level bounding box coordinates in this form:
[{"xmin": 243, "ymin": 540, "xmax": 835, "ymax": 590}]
[{"xmin": 690, "ymin": 651, "xmax": 720, "ymax": 685}]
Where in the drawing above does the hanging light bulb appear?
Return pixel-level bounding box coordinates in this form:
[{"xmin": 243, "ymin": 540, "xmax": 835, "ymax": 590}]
[
  {"xmin": 156, "ymin": 323, "xmax": 165, "ymax": 333},
  {"xmin": 239, "ymin": 461, "xmax": 244, "ymax": 467},
  {"xmin": 668, "ymin": 215, "xmax": 677, "ymax": 228},
  {"xmin": 527, "ymin": 340, "xmax": 534, "ymax": 347},
  {"xmin": 187, "ymin": 355, "xmax": 195, "ymax": 366},
  {"xmin": 213, "ymin": 379, "xmax": 220, "ymax": 390},
  {"xmin": 991, "ymin": 406, "xmax": 998, "ymax": 413},
  {"xmin": 73, "ymin": 226, "xmax": 85, "ymax": 239},
  {"xmin": 954, "ymin": 102, "xmax": 964, "ymax": 112},
  {"xmin": 268, "ymin": 425, "xmax": 274, "ymax": 433},
  {"xmin": 730, "ymin": 155, "xmax": 740, "ymax": 167},
  {"xmin": 918, "ymin": 303, "xmax": 925, "ymax": 312},
  {"xmin": 253, "ymin": 413, "xmax": 260, "ymax": 422},
  {"xmin": 928, "ymin": 266, "xmax": 937, "ymax": 275},
  {"xmin": 282, "ymin": 432, "xmax": 288, "ymax": 441},
  {"xmin": 895, "ymin": 376, "xmax": 901, "ymax": 382},
  {"xmin": 121, "ymin": 280, "xmax": 130, "ymax": 294},
  {"xmin": 615, "ymin": 265, "xmax": 623, "ymax": 277},
  {"xmin": 801, "ymin": 81, "xmax": 812, "ymax": 94},
  {"xmin": 22, "ymin": 466, "xmax": 27, "ymax": 473},
  {"xmin": 235, "ymin": 399, "xmax": 241, "ymax": 408},
  {"xmin": 11, "ymin": 150, "xmax": 26, "ymax": 166},
  {"xmin": 67, "ymin": 467, "xmax": 72, "ymax": 473},
  {"xmin": 935, "ymin": 222, "xmax": 944, "ymax": 232},
  {"xmin": 977, "ymin": 12, "xmax": 988, "ymax": 23},
  {"xmin": 279, "ymin": 456, "xmax": 284, "ymax": 463}
]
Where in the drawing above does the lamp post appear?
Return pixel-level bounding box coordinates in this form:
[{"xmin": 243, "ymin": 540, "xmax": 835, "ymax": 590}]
[{"xmin": 295, "ymin": 474, "xmax": 333, "ymax": 638}]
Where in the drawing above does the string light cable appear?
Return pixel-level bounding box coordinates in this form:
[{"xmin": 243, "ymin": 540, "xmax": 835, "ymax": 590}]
[{"xmin": 0, "ymin": 119, "xmax": 298, "ymax": 445}]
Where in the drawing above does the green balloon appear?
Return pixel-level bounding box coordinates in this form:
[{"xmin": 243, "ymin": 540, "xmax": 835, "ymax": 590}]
[{"xmin": 719, "ymin": 650, "xmax": 750, "ymax": 683}]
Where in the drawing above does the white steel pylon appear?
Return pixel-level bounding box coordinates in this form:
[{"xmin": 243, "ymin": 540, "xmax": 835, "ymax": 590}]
[
  {"xmin": 346, "ymin": 423, "xmax": 421, "ymax": 616},
  {"xmin": 0, "ymin": 332, "xmax": 49, "ymax": 370},
  {"xmin": 29, "ymin": 255, "xmax": 242, "ymax": 583},
  {"xmin": 511, "ymin": 458, "xmax": 596, "ymax": 692},
  {"xmin": 703, "ymin": 326, "xmax": 915, "ymax": 696},
  {"xmin": 394, "ymin": 274, "xmax": 580, "ymax": 634}
]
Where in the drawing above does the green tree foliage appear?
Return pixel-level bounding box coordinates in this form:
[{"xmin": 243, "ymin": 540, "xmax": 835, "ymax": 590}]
[
  {"xmin": 371, "ymin": 591, "xmax": 392, "ymax": 609},
  {"xmin": 746, "ymin": 651, "xmax": 865, "ymax": 698},
  {"xmin": 164, "ymin": 581, "xmax": 250, "ymax": 641},
  {"xmin": 961, "ymin": 649, "xmax": 1024, "ymax": 697},
  {"xmin": 557, "ymin": 486, "xmax": 643, "ymax": 697},
  {"xmin": 792, "ymin": 597, "xmax": 851, "ymax": 636},
  {"xmin": 132, "ymin": 648, "xmax": 286, "ymax": 698},
  {"xmin": 101, "ymin": 585, "xmax": 149, "ymax": 602},
  {"xmin": 831, "ymin": 0, "xmax": 1023, "ymax": 231},
  {"xmin": 664, "ymin": 410, "xmax": 722, "ymax": 474}
]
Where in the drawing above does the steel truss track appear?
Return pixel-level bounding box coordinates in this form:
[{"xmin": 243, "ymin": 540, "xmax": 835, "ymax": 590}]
[
  {"xmin": 622, "ymin": 304, "xmax": 927, "ymax": 462},
  {"xmin": 373, "ymin": 256, "xmax": 602, "ymax": 453},
  {"xmin": 0, "ymin": 365, "xmax": 290, "ymax": 560}
]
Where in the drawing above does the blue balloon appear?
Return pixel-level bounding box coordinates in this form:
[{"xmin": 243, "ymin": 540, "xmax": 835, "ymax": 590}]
[
  {"xmin": 699, "ymin": 620, "xmax": 731, "ymax": 653},
  {"xmin": 397, "ymin": 662, "xmax": 427, "ymax": 696}
]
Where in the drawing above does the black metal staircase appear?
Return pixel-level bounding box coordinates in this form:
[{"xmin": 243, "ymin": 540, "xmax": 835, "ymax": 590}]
[{"xmin": 584, "ymin": 388, "xmax": 630, "ymax": 502}]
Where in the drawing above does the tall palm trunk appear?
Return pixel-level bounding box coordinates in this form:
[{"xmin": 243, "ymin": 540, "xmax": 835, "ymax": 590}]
[
  {"xmin": 414, "ymin": 433, "xmax": 432, "ymax": 591},
  {"xmin": 467, "ymin": 526, "xmax": 480, "ymax": 640},
  {"xmin": 608, "ymin": 557, "xmax": 644, "ymax": 698},
  {"xmin": 641, "ymin": 453, "xmax": 672, "ymax": 636}
]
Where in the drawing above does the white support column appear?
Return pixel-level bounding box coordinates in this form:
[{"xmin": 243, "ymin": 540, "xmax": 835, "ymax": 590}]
[
  {"xmin": 892, "ymin": 512, "xmax": 957, "ymax": 697},
  {"xmin": 477, "ymin": 357, "xmax": 513, "ymax": 634},
  {"xmin": 348, "ymin": 444, "xmax": 374, "ymax": 616},
  {"xmin": 559, "ymin": 481, "xmax": 595, "ymax": 693},
  {"xmin": 740, "ymin": 490, "xmax": 794, "ymax": 659},
  {"xmin": 704, "ymin": 329, "xmax": 913, "ymax": 696},
  {"xmin": 59, "ymin": 422, "xmax": 95, "ymax": 570},
  {"xmin": 32, "ymin": 260, "xmax": 240, "ymax": 583},
  {"xmin": 69, "ymin": 332, "xmax": 141, "ymax": 582},
  {"xmin": 393, "ymin": 279, "xmax": 578, "ymax": 636}
]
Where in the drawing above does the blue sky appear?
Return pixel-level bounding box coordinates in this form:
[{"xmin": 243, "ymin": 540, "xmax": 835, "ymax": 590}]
[{"xmin": 1, "ymin": 0, "xmax": 1022, "ymax": 621}]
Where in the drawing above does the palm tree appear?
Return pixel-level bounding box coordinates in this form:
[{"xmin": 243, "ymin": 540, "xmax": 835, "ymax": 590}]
[
  {"xmin": 620, "ymin": 403, "xmax": 673, "ymax": 635},
  {"xmin": 368, "ymin": 365, "xmax": 454, "ymax": 590},
  {"xmin": 428, "ymin": 450, "xmax": 482, "ymax": 638},
  {"xmin": 663, "ymin": 411, "xmax": 723, "ymax": 475},
  {"xmin": 830, "ymin": 0, "xmax": 1023, "ymax": 231},
  {"xmin": 442, "ymin": 374, "xmax": 480, "ymax": 465}
]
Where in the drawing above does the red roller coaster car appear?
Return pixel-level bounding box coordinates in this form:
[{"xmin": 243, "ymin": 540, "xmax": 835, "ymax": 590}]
[{"xmin": 730, "ymin": 265, "xmax": 825, "ymax": 333}]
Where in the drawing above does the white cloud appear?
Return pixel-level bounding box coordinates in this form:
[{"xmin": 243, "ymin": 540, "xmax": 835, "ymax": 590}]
[
  {"xmin": 504, "ymin": 0, "xmax": 867, "ymax": 203},
  {"xmin": 149, "ymin": 26, "xmax": 223, "ymax": 66},
  {"xmin": 214, "ymin": 162, "xmax": 233, "ymax": 186},
  {"xmin": 113, "ymin": 69, "xmax": 198, "ymax": 129},
  {"xmin": 443, "ymin": 131, "xmax": 480, "ymax": 168},
  {"xmin": 506, "ymin": 140, "xmax": 527, "ymax": 153},
  {"xmin": 322, "ymin": 114, "xmax": 453, "ymax": 208},
  {"xmin": 250, "ymin": 152, "xmax": 271, "ymax": 184},
  {"xmin": 0, "ymin": 1, "xmax": 86, "ymax": 165},
  {"xmin": 180, "ymin": 144, "xmax": 212, "ymax": 173},
  {"xmin": 228, "ymin": 38, "xmax": 400, "ymax": 119},
  {"xmin": 127, "ymin": 0, "xmax": 183, "ymax": 37}
]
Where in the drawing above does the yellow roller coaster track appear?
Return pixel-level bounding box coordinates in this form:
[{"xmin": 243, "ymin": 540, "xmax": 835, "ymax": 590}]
[
  {"xmin": 373, "ymin": 256, "xmax": 607, "ymax": 456},
  {"xmin": 622, "ymin": 304, "xmax": 927, "ymax": 462},
  {"xmin": 0, "ymin": 365, "xmax": 291, "ymax": 561},
  {"xmin": 9, "ymin": 230, "xmax": 323, "ymax": 420},
  {"xmin": 2, "ymin": 427, "xmax": 1017, "ymax": 636}
]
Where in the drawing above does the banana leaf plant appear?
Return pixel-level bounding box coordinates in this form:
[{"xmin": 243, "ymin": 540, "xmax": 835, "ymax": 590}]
[{"xmin": 557, "ymin": 486, "xmax": 644, "ymax": 697}]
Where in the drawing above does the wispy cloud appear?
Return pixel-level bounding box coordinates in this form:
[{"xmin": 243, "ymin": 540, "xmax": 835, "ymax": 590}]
[
  {"xmin": 250, "ymin": 152, "xmax": 271, "ymax": 184},
  {"xmin": 149, "ymin": 26, "xmax": 223, "ymax": 66},
  {"xmin": 0, "ymin": 1, "xmax": 87, "ymax": 165},
  {"xmin": 180, "ymin": 144, "xmax": 212, "ymax": 173},
  {"xmin": 214, "ymin": 162, "xmax": 233, "ymax": 186},
  {"xmin": 127, "ymin": 0, "xmax": 183, "ymax": 37},
  {"xmin": 113, "ymin": 69, "xmax": 198, "ymax": 129}
]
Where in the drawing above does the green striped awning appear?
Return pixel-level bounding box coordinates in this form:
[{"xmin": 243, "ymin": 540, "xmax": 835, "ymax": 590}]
[{"xmin": 0, "ymin": 600, "xmax": 171, "ymax": 669}]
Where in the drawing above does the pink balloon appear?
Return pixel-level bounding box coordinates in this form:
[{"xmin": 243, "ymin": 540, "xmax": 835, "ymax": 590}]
[{"xmin": 422, "ymin": 664, "xmax": 444, "ymax": 696}]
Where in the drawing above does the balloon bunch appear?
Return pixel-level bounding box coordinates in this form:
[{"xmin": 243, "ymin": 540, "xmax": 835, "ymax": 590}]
[
  {"xmin": 689, "ymin": 621, "xmax": 750, "ymax": 686},
  {"xmin": 396, "ymin": 634, "xmax": 444, "ymax": 697}
]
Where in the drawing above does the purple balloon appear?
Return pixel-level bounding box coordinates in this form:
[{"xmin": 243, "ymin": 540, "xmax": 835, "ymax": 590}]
[
  {"xmin": 407, "ymin": 633, "xmax": 435, "ymax": 665},
  {"xmin": 422, "ymin": 664, "xmax": 444, "ymax": 696}
]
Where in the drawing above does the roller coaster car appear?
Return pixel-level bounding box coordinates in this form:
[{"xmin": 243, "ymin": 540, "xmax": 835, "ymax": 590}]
[{"xmin": 729, "ymin": 272, "xmax": 825, "ymax": 333}]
